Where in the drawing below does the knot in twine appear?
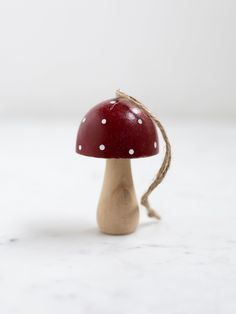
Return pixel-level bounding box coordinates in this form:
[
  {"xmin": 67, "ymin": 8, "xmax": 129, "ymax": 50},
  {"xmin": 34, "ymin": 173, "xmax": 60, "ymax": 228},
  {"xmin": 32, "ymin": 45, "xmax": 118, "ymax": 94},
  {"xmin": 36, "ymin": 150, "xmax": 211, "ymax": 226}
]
[{"xmin": 116, "ymin": 90, "xmax": 172, "ymax": 220}]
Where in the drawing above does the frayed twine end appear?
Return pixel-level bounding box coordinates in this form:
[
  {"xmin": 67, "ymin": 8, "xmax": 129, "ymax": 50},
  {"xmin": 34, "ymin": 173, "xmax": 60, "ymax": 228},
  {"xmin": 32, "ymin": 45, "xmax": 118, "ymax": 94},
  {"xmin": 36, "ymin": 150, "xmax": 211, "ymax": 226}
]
[{"xmin": 147, "ymin": 209, "xmax": 161, "ymax": 220}]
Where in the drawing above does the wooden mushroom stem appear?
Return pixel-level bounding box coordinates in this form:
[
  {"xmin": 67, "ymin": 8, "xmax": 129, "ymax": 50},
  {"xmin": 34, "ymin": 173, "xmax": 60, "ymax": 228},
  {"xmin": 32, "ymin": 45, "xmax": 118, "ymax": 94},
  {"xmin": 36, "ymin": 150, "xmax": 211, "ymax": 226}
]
[{"xmin": 97, "ymin": 159, "xmax": 139, "ymax": 235}]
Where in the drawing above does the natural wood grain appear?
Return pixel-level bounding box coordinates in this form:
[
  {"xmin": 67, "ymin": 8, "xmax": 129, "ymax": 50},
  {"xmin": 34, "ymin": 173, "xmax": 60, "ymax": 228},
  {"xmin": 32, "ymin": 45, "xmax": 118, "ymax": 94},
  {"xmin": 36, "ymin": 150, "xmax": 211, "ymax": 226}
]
[{"xmin": 97, "ymin": 159, "xmax": 139, "ymax": 235}]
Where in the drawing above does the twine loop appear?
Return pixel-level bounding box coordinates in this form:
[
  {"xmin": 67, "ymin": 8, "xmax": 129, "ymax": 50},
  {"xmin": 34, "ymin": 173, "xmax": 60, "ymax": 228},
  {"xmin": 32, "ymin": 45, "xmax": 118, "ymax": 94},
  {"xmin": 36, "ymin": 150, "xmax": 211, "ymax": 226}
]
[{"xmin": 116, "ymin": 90, "xmax": 171, "ymax": 220}]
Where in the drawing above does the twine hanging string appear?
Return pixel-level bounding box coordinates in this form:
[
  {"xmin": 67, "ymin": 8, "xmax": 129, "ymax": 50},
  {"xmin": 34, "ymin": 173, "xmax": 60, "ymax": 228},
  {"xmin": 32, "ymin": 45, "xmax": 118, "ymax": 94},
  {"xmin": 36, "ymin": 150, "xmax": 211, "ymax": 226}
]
[{"xmin": 116, "ymin": 90, "xmax": 171, "ymax": 220}]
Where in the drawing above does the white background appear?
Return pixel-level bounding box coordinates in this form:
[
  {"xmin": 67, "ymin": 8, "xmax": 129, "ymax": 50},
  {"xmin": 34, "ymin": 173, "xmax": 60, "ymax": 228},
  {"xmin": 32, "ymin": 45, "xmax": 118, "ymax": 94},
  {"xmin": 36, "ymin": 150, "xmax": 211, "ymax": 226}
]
[
  {"xmin": 0, "ymin": 0, "xmax": 235, "ymax": 118},
  {"xmin": 0, "ymin": 1, "xmax": 235, "ymax": 314}
]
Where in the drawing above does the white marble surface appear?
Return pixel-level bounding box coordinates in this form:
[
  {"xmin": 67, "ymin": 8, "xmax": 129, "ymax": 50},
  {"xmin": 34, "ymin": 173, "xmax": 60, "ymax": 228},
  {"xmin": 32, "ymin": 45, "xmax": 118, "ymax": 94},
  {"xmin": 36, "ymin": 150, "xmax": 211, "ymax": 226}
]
[{"xmin": 0, "ymin": 117, "xmax": 235, "ymax": 314}]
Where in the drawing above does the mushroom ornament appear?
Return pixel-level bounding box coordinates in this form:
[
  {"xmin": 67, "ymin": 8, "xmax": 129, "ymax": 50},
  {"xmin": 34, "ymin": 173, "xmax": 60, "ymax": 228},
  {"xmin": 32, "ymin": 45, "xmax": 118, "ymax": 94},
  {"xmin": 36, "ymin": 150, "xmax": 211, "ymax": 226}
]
[{"xmin": 76, "ymin": 90, "xmax": 171, "ymax": 235}]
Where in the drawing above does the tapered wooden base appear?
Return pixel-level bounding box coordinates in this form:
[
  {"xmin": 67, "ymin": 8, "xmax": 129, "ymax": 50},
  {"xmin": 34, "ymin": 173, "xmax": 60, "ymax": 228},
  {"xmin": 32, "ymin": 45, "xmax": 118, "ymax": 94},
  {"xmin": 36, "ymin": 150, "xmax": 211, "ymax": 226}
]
[{"xmin": 97, "ymin": 159, "xmax": 139, "ymax": 235}]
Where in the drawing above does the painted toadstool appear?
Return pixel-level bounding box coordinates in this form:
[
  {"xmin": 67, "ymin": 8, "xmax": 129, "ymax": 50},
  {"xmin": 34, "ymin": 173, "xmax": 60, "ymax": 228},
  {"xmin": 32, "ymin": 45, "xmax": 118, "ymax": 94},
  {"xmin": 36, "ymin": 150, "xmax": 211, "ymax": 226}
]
[{"xmin": 76, "ymin": 91, "xmax": 171, "ymax": 235}]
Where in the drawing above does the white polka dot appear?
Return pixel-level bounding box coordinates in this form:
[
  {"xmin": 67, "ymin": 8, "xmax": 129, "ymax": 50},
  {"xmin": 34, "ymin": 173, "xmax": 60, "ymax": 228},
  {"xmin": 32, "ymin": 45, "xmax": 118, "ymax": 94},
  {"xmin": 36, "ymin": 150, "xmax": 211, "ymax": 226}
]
[
  {"xmin": 154, "ymin": 141, "xmax": 157, "ymax": 148},
  {"xmin": 110, "ymin": 100, "xmax": 116, "ymax": 104},
  {"xmin": 99, "ymin": 144, "xmax": 105, "ymax": 151},
  {"xmin": 78, "ymin": 145, "xmax": 82, "ymax": 151},
  {"xmin": 138, "ymin": 118, "xmax": 143, "ymax": 124},
  {"xmin": 129, "ymin": 149, "xmax": 134, "ymax": 155},
  {"xmin": 101, "ymin": 119, "xmax": 107, "ymax": 125},
  {"xmin": 132, "ymin": 108, "xmax": 140, "ymax": 114},
  {"xmin": 82, "ymin": 117, "xmax": 86, "ymax": 123}
]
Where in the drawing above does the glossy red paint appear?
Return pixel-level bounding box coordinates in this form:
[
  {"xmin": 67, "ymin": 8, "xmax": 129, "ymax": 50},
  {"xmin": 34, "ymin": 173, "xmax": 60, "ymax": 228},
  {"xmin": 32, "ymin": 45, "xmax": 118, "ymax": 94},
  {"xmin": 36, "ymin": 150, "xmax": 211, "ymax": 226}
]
[{"xmin": 76, "ymin": 97, "xmax": 159, "ymax": 159}]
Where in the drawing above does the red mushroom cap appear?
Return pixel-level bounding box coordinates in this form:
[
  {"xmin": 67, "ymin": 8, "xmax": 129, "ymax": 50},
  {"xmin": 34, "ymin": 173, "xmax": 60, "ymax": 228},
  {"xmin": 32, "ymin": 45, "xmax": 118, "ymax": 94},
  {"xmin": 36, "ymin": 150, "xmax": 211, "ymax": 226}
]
[{"xmin": 76, "ymin": 97, "xmax": 159, "ymax": 159}]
